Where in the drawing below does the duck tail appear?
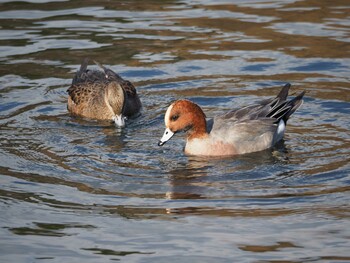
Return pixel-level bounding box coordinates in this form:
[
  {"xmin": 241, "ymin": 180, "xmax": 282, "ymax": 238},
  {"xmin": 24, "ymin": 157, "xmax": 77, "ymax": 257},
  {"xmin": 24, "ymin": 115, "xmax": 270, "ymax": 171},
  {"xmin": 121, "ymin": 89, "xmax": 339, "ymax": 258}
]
[
  {"xmin": 93, "ymin": 60, "xmax": 106, "ymax": 71},
  {"xmin": 283, "ymin": 90, "xmax": 305, "ymax": 122},
  {"xmin": 268, "ymin": 83, "xmax": 291, "ymax": 109},
  {"xmin": 71, "ymin": 58, "xmax": 90, "ymax": 86},
  {"xmin": 276, "ymin": 83, "xmax": 291, "ymax": 101},
  {"xmin": 267, "ymin": 86, "xmax": 305, "ymax": 123},
  {"xmin": 80, "ymin": 58, "xmax": 89, "ymax": 72},
  {"xmin": 93, "ymin": 60, "xmax": 122, "ymax": 81}
]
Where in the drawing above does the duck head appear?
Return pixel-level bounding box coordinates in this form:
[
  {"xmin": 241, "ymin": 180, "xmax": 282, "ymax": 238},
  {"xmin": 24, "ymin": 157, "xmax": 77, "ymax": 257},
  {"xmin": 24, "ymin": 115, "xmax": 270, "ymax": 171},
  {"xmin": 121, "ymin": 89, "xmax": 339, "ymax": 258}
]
[
  {"xmin": 107, "ymin": 82, "xmax": 126, "ymax": 127},
  {"xmin": 158, "ymin": 100, "xmax": 207, "ymax": 146}
]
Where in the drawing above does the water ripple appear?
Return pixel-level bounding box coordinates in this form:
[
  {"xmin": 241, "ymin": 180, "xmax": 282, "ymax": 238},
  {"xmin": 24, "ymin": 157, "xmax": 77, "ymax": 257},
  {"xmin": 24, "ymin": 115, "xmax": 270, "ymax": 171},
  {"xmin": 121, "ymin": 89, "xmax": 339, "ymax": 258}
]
[{"xmin": 0, "ymin": 0, "xmax": 349, "ymax": 262}]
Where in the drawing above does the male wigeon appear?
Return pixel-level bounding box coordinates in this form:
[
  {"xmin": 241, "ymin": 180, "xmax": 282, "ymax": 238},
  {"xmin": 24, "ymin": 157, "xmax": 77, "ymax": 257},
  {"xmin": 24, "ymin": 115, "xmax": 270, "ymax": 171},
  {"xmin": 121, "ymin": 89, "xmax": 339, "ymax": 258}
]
[
  {"xmin": 158, "ymin": 83, "xmax": 305, "ymax": 156},
  {"xmin": 67, "ymin": 58, "xmax": 141, "ymax": 127}
]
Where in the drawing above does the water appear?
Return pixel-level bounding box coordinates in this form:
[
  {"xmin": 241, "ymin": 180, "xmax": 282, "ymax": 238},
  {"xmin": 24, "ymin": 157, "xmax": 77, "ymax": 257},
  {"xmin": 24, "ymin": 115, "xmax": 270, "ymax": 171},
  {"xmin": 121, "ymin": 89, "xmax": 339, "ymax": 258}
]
[{"xmin": 0, "ymin": 0, "xmax": 349, "ymax": 262}]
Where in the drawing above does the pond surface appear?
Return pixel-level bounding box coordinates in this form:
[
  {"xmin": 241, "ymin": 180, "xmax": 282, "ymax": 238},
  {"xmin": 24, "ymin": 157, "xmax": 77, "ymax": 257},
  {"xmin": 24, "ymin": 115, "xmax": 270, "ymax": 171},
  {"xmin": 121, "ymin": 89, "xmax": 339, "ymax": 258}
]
[{"xmin": 0, "ymin": 0, "xmax": 350, "ymax": 262}]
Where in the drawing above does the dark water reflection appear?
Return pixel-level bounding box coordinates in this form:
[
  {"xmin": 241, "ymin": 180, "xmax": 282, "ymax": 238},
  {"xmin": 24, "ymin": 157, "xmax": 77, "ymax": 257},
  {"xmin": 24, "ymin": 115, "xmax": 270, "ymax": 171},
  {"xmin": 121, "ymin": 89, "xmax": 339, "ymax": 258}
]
[{"xmin": 1, "ymin": 0, "xmax": 350, "ymax": 262}]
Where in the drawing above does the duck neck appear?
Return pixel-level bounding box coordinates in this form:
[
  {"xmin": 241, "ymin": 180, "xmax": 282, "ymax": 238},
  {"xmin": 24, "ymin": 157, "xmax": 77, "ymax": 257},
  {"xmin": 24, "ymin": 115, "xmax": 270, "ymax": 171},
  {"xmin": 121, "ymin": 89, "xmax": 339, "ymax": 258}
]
[{"xmin": 187, "ymin": 112, "xmax": 208, "ymax": 140}]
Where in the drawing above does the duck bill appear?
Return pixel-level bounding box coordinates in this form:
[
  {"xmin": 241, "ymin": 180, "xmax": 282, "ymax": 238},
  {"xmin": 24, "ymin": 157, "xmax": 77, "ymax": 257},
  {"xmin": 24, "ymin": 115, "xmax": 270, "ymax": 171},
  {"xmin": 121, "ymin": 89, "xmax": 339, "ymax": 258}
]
[
  {"xmin": 113, "ymin": 114, "xmax": 126, "ymax": 128},
  {"xmin": 158, "ymin": 128, "xmax": 174, "ymax": 146}
]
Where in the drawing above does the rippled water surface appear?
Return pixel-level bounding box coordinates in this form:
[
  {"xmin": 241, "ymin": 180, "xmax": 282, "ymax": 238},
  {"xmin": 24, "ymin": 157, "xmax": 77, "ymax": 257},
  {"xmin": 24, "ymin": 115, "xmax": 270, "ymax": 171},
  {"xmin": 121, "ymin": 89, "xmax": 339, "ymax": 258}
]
[{"xmin": 1, "ymin": 0, "xmax": 350, "ymax": 262}]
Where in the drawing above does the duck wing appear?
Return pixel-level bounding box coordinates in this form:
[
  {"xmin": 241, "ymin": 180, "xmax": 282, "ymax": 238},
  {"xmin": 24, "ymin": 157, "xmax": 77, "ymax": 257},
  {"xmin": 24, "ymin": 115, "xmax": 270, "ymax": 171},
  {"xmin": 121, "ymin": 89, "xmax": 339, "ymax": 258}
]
[
  {"xmin": 71, "ymin": 58, "xmax": 107, "ymax": 85},
  {"xmin": 211, "ymin": 118, "xmax": 280, "ymax": 153},
  {"xmin": 213, "ymin": 83, "xmax": 304, "ymax": 129},
  {"xmin": 67, "ymin": 82, "xmax": 105, "ymax": 105},
  {"xmin": 93, "ymin": 60, "xmax": 138, "ymax": 98},
  {"xmin": 68, "ymin": 59, "xmax": 126, "ymax": 105}
]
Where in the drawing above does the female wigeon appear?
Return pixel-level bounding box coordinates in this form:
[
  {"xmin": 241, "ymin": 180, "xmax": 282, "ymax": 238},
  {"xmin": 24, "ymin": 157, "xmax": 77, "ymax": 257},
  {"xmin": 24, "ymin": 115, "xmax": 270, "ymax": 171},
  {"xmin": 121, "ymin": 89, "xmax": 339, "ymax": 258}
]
[
  {"xmin": 158, "ymin": 83, "xmax": 305, "ymax": 156},
  {"xmin": 67, "ymin": 58, "xmax": 141, "ymax": 127}
]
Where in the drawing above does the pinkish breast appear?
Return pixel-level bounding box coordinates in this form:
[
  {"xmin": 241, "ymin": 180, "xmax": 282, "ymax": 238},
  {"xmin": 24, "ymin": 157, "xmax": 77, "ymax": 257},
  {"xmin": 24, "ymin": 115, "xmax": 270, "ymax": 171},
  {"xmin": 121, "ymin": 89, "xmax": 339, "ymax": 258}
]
[{"xmin": 185, "ymin": 138, "xmax": 237, "ymax": 156}]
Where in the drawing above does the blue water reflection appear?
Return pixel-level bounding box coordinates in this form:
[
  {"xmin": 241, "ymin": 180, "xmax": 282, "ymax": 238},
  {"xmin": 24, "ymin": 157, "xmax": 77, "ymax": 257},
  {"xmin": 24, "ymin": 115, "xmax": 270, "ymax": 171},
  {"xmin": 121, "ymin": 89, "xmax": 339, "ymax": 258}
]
[{"xmin": 0, "ymin": 0, "xmax": 349, "ymax": 262}]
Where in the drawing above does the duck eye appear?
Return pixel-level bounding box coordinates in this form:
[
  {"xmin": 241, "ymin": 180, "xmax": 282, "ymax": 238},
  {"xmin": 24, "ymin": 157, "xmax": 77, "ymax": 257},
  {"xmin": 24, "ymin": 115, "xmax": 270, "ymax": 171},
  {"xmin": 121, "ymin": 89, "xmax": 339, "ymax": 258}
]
[{"xmin": 171, "ymin": 114, "xmax": 179, "ymax": 121}]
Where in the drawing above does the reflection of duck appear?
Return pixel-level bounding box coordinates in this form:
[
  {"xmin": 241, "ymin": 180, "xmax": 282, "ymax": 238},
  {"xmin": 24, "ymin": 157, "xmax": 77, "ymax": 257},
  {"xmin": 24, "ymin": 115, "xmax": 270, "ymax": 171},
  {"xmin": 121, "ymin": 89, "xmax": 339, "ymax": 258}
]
[
  {"xmin": 159, "ymin": 83, "xmax": 305, "ymax": 156},
  {"xmin": 67, "ymin": 59, "xmax": 141, "ymax": 127},
  {"xmin": 164, "ymin": 148, "xmax": 288, "ymax": 201}
]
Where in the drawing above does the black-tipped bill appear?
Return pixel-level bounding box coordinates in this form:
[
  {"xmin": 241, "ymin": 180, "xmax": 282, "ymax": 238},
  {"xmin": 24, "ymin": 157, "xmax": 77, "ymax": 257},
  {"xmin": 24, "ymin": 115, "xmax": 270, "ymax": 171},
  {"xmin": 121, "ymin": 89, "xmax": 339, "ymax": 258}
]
[{"xmin": 158, "ymin": 128, "xmax": 174, "ymax": 146}]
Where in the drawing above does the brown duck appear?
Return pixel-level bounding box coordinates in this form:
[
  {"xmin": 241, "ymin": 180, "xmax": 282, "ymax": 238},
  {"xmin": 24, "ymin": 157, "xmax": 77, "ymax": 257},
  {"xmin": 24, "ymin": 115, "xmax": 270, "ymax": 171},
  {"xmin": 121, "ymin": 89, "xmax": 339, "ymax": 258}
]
[{"xmin": 67, "ymin": 59, "xmax": 141, "ymax": 127}]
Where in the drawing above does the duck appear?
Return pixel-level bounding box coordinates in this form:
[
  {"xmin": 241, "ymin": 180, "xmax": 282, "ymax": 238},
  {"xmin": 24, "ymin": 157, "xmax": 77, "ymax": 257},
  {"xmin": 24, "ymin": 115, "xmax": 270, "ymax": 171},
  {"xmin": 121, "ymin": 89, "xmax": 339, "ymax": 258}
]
[
  {"xmin": 67, "ymin": 58, "xmax": 141, "ymax": 127},
  {"xmin": 158, "ymin": 83, "xmax": 305, "ymax": 156}
]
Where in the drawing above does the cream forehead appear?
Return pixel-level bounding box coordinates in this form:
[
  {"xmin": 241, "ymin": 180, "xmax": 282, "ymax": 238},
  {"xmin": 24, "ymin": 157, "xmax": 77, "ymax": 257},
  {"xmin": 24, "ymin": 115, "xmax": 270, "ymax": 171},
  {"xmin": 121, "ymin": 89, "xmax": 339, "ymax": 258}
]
[{"xmin": 164, "ymin": 104, "xmax": 173, "ymax": 126}]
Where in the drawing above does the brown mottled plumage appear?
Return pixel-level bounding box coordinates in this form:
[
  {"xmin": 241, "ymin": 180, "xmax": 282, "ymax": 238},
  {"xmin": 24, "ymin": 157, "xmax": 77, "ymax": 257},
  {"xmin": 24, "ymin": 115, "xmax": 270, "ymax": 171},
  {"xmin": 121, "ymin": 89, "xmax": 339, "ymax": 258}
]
[{"xmin": 67, "ymin": 58, "xmax": 141, "ymax": 126}]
